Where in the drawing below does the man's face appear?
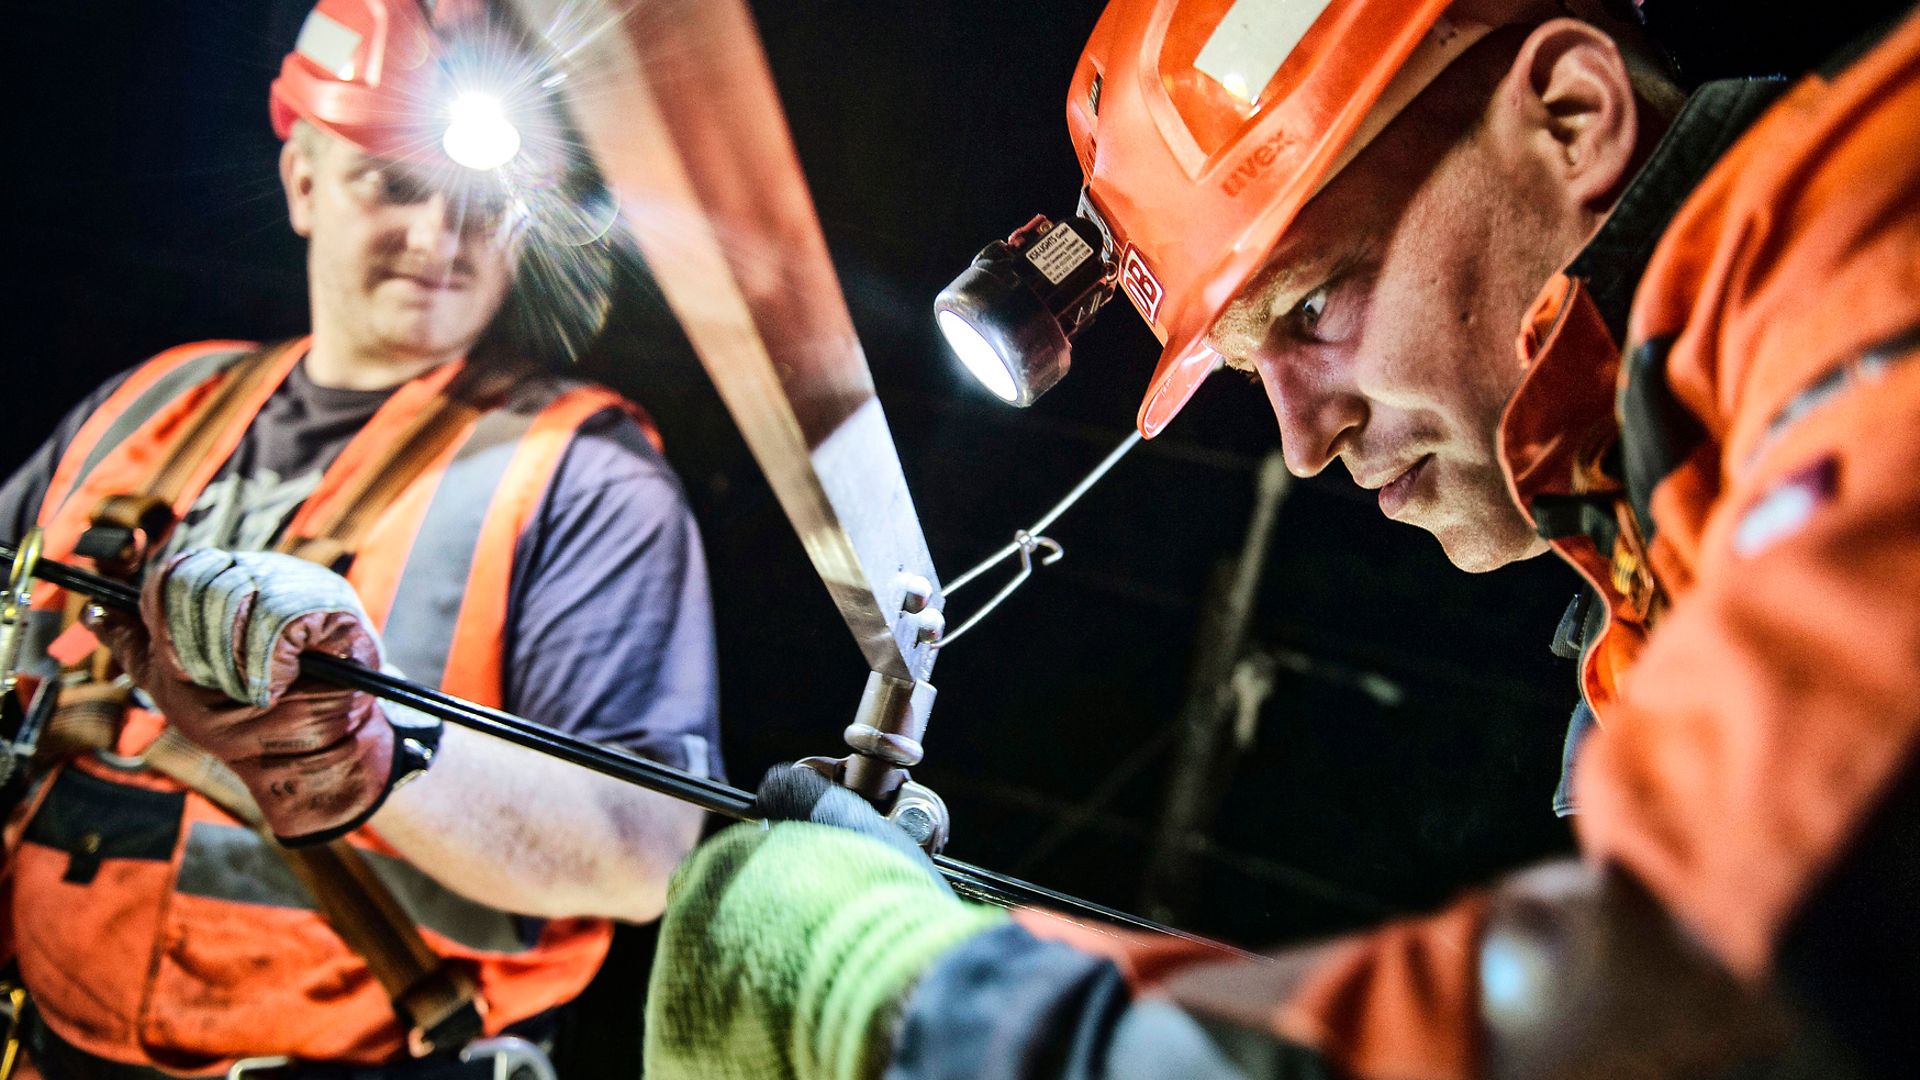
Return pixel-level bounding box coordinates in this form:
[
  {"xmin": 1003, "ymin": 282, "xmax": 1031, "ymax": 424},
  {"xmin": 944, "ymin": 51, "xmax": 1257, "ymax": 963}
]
[
  {"xmin": 1207, "ymin": 74, "xmax": 1583, "ymax": 573},
  {"xmin": 284, "ymin": 133, "xmax": 519, "ymax": 366}
]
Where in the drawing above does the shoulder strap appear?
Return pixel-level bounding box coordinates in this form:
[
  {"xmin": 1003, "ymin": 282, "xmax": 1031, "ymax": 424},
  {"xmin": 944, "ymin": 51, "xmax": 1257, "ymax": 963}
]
[
  {"xmin": 40, "ymin": 342, "xmax": 257, "ymax": 522},
  {"xmin": 277, "ymin": 361, "xmax": 526, "ymax": 569},
  {"xmin": 237, "ymin": 362, "xmax": 516, "ymax": 1055},
  {"xmin": 75, "ymin": 342, "xmax": 299, "ymax": 578}
]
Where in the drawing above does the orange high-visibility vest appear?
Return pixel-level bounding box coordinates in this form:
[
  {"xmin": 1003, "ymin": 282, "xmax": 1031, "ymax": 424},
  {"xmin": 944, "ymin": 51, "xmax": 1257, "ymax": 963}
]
[{"xmin": 9, "ymin": 339, "xmax": 647, "ymax": 1068}]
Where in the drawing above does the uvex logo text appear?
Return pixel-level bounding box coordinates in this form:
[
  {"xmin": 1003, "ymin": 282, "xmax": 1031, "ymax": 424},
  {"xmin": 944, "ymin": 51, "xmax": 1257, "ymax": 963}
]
[{"xmin": 1221, "ymin": 129, "xmax": 1294, "ymax": 197}]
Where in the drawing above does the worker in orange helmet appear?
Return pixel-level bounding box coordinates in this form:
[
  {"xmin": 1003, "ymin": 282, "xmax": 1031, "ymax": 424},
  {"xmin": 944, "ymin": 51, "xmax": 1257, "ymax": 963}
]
[
  {"xmin": 643, "ymin": 0, "xmax": 1920, "ymax": 1077},
  {"xmin": 1, "ymin": 0, "xmax": 719, "ymax": 1075}
]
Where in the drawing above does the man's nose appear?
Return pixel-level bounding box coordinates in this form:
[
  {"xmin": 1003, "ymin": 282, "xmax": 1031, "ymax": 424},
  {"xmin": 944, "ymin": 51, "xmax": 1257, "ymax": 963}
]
[{"xmin": 1257, "ymin": 357, "xmax": 1364, "ymax": 478}]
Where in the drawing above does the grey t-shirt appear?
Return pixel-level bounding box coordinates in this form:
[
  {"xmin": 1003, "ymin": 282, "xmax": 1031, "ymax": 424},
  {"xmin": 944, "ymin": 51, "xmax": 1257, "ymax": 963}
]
[{"xmin": 0, "ymin": 357, "xmax": 723, "ymax": 779}]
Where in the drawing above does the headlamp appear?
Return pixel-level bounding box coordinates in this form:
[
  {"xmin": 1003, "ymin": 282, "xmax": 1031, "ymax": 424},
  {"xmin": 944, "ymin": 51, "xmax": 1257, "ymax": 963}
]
[
  {"xmin": 934, "ymin": 208, "xmax": 1115, "ymax": 407},
  {"xmin": 442, "ymin": 91, "xmax": 522, "ymax": 171}
]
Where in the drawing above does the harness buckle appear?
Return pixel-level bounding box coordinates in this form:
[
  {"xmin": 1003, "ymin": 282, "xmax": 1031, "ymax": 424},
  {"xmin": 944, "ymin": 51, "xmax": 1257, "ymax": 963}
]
[
  {"xmin": 0, "ymin": 528, "xmax": 43, "ymax": 700},
  {"xmin": 1608, "ymin": 502, "xmax": 1666, "ymax": 627},
  {"xmin": 458, "ymin": 1038, "xmax": 555, "ymax": 1080},
  {"xmin": 0, "ymin": 983, "xmax": 28, "ymax": 1080}
]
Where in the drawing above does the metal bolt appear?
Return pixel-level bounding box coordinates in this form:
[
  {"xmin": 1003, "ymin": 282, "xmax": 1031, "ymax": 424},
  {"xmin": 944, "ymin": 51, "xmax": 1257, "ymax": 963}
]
[
  {"xmin": 895, "ymin": 573, "xmax": 934, "ymax": 615},
  {"xmin": 892, "ymin": 803, "xmax": 937, "ymax": 847},
  {"xmin": 910, "ymin": 607, "xmax": 945, "ymax": 646},
  {"xmin": 889, "ymin": 780, "xmax": 951, "ymax": 854}
]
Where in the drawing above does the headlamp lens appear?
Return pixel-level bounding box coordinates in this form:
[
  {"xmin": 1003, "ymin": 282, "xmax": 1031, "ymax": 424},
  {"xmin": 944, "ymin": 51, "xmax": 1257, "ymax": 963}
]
[
  {"xmin": 443, "ymin": 92, "xmax": 522, "ymax": 171},
  {"xmin": 933, "ymin": 212, "xmax": 1115, "ymax": 407},
  {"xmin": 938, "ymin": 310, "xmax": 1021, "ymax": 402}
]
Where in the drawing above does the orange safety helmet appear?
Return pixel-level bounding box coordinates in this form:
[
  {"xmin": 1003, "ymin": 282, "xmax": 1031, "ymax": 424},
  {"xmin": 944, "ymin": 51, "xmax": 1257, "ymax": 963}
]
[
  {"xmin": 269, "ymin": 0, "xmax": 517, "ymax": 164},
  {"xmin": 1074, "ymin": 0, "xmax": 1526, "ymax": 437}
]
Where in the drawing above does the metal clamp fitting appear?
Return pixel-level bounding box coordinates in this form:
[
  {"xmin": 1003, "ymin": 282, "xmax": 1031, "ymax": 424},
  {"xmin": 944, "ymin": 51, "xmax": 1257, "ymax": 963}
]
[
  {"xmin": 0, "ymin": 528, "xmax": 43, "ymax": 698},
  {"xmin": 461, "ymin": 1037, "xmax": 557, "ymax": 1080}
]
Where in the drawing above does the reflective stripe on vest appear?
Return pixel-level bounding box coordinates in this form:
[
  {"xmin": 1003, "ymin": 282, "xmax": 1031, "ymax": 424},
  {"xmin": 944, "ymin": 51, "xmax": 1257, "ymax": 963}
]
[
  {"xmin": 383, "ymin": 396, "xmax": 546, "ymax": 690},
  {"xmin": 74, "ymin": 349, "xmax": 257, "ymax": 493},
  {"xmin": 16, "ymin": 345, "xmax": 258, "ymax": 685},
  {"xmin": 34, "ymin": 344, "xmax": 309, "ymax": 591},
  {"xmin": 38, "ymin": 342, "xmax": 257, "ymax": 522}
]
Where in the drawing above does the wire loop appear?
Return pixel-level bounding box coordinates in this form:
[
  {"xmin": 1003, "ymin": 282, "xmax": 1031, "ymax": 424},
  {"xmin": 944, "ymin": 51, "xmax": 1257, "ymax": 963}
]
[
  {"xmin": 933, "ymin": 430, "xmax": 1139, "ymax": 650},
  {"xmin": 932, "ymin": 530, "xmax": 1063, "ymax": 649}
]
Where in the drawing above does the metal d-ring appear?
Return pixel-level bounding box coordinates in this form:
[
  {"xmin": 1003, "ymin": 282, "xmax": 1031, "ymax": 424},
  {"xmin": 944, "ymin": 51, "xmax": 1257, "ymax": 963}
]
[{"xmin": 0, "ymin": 528, "xmax": 44, "ymax": 697}]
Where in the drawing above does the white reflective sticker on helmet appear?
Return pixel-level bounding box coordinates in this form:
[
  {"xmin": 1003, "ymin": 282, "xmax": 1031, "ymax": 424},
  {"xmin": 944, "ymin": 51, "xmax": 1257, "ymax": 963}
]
[
  {"xmin": 1194, "ymin": 0, "xmax": 1338, "ymax": 102},
  {"xmin": 296, "ymin": 10, "xmax": 364, "ymax": 80}
]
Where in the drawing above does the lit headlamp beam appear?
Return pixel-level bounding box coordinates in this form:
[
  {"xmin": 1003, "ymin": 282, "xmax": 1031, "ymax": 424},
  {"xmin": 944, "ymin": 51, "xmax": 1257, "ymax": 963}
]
[
  {"xmin": 937, "ymin": 310, "xmax": 1022, "ymax": 403},
  {"xmin": 442, "ymin": 91, "xmax": 522, "ymax": 170},
  {"xmin": 507, "ymin": 0, "xmax": 940, "ymax": 685}
]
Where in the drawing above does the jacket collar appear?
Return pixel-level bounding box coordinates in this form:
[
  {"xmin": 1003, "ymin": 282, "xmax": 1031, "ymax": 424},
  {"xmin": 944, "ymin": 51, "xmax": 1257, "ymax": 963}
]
[
  {"xmin": 1495, "ymin": 76, "xmax": 1791, "ymax": 602},
  {"xmin": 1565, "ymin": 76, "xmax": 1789, "ymax": 343}
]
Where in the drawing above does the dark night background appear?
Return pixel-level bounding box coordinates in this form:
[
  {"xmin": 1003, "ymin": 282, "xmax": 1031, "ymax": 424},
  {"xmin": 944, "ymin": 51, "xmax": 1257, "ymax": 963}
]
[{"xmin": 23, "ymin": 0, "xmax": 1838, "ymax": 1071}]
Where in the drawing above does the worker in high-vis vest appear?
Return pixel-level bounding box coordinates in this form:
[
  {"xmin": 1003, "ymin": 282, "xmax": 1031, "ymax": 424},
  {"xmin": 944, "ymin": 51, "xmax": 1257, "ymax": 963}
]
[
  {"xmin": 0, "ymin": 0, "xmax": 719, "ymax": 1075},
  {"xmin": 642, "ymin": 1, "xmax": 1920, "ymax": 1078}
]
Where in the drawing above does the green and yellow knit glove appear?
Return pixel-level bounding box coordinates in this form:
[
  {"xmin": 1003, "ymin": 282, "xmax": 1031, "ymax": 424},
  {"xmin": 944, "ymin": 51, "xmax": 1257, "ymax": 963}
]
[{"xmin": 645, "ymin": 815, "xmax": 1007, "ymax": 1080}]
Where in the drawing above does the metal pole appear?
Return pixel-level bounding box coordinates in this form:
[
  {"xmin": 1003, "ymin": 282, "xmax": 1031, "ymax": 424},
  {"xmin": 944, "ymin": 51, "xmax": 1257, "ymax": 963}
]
[
  {"xmin": 1141, "ymin": 451, "xmax": 1292, "ymax": 921},
  {"xmin": 504, "ymin": 0, "xmax": 954, "ymax": 814},
  {"xmin": 0, "ymin": 540, "xmax": 1246, "ymax": 956}
]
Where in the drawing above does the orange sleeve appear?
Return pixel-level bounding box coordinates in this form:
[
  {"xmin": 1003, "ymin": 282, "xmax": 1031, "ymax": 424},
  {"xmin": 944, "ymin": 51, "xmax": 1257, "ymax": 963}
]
[
  {"xmin": 1268, "ymin": 897, "xmax": 1486, "ymax": 1080},
  {"xmin": 1138, "ymin": 896, "xmax": 1489, "ymax": 1080},
  {"xmin": 1013, "ymin": 895, "xmax": 1486, "ymax": 1080},
  {"xmin": 1576, "ymin": 348, "xmax": 1920, "ymax": 980}
]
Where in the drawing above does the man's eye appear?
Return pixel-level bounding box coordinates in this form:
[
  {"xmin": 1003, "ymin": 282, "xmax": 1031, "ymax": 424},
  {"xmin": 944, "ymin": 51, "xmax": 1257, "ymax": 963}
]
[
  {"xmin": 1292, "ymin": 285, "xmax": 1329, "ymax": 335},
  {"xmin": 378, "ymin": 170, "xmax": 433, "ymax": 205}
]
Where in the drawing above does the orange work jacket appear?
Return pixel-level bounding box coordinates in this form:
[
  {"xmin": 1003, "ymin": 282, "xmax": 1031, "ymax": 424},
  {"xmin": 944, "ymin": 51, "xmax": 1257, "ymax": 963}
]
[
  {"xmin": 6, "ymin": 340, "xmax": 645, "ymax": 1069},
  {"xmin": 1511, "ymin": 7, "xmax": 1920, "ymax": 980},
  {"xmin": 1019, "ymin": 8, "xmax": 1920, "ymax": 1079}
]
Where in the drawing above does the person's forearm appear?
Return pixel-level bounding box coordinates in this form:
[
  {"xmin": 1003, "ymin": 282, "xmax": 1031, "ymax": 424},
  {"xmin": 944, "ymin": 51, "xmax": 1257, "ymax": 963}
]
[{"xmin": 371, "ymin": 722, "xmax": 706, "ymax": 922}]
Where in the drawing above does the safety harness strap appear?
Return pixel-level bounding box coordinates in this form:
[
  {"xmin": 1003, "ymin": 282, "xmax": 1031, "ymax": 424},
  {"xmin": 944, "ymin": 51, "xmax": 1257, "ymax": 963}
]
[
  {"xmin": 275, "ymin": 362, "xmax": 526, "ymax": 571},
  {"xmin": 73, "ymin": 343, "xmax": 299, "ymax": 579}
]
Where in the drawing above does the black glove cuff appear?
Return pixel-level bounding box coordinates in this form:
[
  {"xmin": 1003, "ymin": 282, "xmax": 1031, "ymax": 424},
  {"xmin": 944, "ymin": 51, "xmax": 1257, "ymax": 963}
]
[
  {"xmin": 275, "ymin": 712, "xmax": 443, "ymax": 847},
  {"xmin": 753, "ymin": 763, "xmax": 950, "ymax": 893}
]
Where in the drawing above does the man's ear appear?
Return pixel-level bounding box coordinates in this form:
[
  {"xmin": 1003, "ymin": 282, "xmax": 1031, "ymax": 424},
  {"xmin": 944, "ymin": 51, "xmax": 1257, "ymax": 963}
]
[
  {"xmin": 1502, "ymin": 19, "xmax": 1640, "ymax": 214},
  {"xmin": 281, "ymin": 138, "xmax": 316, "ymax": 238}
]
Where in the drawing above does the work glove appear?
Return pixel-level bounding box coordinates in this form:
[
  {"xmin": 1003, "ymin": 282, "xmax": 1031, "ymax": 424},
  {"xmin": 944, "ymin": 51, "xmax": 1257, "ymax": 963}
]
[
  {"xmin": 645, "ymin": 766, "xmax": 1008, "ymax": 1080},
  {"xmin": 88, "ymin": 548, "xmax": 426, "ymax": 844}
]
